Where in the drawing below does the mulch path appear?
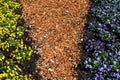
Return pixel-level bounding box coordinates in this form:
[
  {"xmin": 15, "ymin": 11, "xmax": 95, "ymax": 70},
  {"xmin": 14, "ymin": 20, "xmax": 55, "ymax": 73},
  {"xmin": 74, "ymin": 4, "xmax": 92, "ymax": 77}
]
[{"xmin": 19, "ymin": 0, "xmax": 89, "ymax": 80}]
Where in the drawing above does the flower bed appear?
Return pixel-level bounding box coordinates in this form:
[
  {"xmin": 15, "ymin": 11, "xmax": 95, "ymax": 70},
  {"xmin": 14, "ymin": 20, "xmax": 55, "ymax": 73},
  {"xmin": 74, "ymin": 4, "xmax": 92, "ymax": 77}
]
[
  {"xmin": 0, "ymin": 0, "xmax": 33, "ymax": 79},
  {"xmin": 82, "ymin": 0, "xmax": 120, "ymax": 79},
  {"xmin": 1, "ymin": 0, "xmax": 120, "ymax": 79}
]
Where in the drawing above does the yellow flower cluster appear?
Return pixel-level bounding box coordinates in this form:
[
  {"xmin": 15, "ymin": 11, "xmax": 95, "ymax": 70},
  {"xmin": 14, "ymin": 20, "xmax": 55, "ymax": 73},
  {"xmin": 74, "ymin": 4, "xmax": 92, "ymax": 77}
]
[{"xmin": 0, "ymin": 0, "xmax": 33, "ymax": 79}]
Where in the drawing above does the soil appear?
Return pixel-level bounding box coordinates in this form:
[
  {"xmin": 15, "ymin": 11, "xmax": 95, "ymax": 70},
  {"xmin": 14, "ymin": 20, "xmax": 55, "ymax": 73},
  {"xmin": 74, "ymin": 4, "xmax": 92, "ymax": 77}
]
[{"xmin": 19, "ymin": 0, "xmax": 90, "ymax": 80}]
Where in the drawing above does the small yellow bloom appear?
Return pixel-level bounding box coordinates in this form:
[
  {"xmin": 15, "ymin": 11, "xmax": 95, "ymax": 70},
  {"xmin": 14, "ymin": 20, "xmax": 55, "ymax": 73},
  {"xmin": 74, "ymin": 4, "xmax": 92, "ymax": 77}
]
[{"xmin": 0, "ymin": 73, "xmax": 8, "ymax": 78}]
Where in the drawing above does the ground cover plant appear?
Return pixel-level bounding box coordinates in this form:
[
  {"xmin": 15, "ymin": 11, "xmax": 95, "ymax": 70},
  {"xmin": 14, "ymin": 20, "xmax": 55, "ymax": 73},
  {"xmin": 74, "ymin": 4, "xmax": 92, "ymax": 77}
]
[
  {"xmin": 0, "ymin": 0, "xmax": 33, "ymax": 79},
  {"xmin": 82, "ymin": 0, "xmax": 120, "ymax": 79}
]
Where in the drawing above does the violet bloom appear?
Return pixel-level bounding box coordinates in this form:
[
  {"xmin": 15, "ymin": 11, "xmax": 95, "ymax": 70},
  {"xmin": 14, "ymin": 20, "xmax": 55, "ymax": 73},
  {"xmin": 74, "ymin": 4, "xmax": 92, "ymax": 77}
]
[
  {"xmin": 85, "ymin": 45, "xmax": 89, "ymax": 49},
  {"xmin": 96, "ymin": 57, "xmax": 100, "ymax": 61},
  {"xmin": 115, "ymin": 50, "xmax": 120, "ymax": 55},
  {"xmin": 84, "ymin": 60, "xmax": 88, "ymax": 64},
  {"xmin": 98, "ymin": 67, "xmax": 104, "ymax": 72},
  {"xmin": 103, "ymin": 64, "xmax": 107, "ymax": 69}
]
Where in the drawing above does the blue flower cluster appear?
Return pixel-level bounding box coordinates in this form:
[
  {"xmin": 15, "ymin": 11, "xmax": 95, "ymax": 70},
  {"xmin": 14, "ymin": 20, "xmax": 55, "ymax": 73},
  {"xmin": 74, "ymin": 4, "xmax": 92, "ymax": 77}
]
[{"xmin": 83, "ymin": 0, "xmax": 120, "ymax": 79}]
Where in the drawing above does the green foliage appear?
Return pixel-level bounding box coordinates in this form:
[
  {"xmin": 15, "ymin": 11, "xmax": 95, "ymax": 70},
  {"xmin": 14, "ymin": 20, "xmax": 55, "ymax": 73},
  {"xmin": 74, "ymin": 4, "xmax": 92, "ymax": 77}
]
[{"xmin": 0, "ymin": 0, "xmax": 33, "ymax": 79}]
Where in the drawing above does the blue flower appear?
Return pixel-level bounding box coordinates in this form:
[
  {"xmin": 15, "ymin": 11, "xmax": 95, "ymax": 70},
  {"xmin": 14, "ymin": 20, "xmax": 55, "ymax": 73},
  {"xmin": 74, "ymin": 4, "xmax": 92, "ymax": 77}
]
[
  {"xmin": 84, "ymin": 60, "xmax": 88, "ymax": 64},
  {"xmin": 103, "ymin": 64, "xmax": 107, "ymax": 69},
  {"xmin": 96, "ymin": 57, "xmax": 100, "ymax": 61}
]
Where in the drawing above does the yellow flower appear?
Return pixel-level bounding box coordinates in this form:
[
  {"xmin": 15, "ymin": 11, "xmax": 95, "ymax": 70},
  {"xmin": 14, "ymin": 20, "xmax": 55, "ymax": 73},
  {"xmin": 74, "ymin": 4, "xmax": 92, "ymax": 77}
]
[
  {"xmin": 0, "ymin": 73, "xmax": 8, "ymax": 78},
  {"xmin": 10, "ymin": 73, "xmax": 14, "ymax": 77}
]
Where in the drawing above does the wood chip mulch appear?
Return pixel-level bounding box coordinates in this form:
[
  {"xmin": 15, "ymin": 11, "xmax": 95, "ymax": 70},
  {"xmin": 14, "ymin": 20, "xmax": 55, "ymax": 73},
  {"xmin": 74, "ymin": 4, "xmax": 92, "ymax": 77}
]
[{"xmin": 19, "ymin": 0, "xmax": 89, "ymax": 80}]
